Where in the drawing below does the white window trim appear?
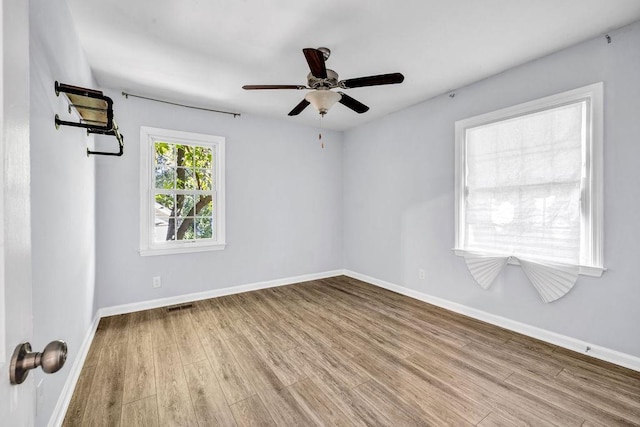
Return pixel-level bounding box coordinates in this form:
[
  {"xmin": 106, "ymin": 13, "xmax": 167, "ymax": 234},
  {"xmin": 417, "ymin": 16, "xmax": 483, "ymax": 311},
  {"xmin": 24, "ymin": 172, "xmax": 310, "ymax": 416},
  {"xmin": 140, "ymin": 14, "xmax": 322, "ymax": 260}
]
[
  {"xmin": 139, "ymin": 126, "xmax": 226, "ymax": 256},
  {"xmin": 453, "ymin": 83, "xmax": 604, "ymax": 277}
]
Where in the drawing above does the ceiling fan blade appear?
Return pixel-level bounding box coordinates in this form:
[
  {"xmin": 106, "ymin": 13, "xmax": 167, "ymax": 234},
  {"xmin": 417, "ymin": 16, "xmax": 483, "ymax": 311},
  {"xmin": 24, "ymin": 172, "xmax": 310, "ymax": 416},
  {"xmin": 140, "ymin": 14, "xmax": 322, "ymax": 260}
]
[
  {"xmin": 340, "ymin": 72, "xmax": 405, "ymax": 89},
  {"xmin": 338, "ymin": 92, "xmax": 369, "ymax": 114},
  {"xmin": 243, "ymin": 85, "xmax": 306, "ymax": 90},
  {"xmin": 303, "ymin": 48, "xmax": 327, "ymax": 79},
  {"xmin": 288, "ymin": 99, "xmax": 311, "ymax": 116}
]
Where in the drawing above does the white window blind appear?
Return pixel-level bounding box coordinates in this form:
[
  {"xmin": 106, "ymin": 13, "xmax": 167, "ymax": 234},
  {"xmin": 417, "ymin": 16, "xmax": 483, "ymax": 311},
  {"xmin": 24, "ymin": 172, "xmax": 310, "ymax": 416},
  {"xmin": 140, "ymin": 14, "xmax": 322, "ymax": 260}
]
[
  {"xmin": 464, "ymin": 101, "xmax": 585, "ymax": 265},
  {"xmin": 454, "ymin": 83, "xmax": 604, "ymax": 301}
]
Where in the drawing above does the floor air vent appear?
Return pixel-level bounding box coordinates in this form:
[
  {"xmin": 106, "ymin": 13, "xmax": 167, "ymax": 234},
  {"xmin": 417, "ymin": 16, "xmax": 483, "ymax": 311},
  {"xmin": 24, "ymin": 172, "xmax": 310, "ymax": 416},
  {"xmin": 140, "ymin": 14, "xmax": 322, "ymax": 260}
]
[{"xmin": 166, "ymin": 303, "xmax": 194, "ymax": 312}]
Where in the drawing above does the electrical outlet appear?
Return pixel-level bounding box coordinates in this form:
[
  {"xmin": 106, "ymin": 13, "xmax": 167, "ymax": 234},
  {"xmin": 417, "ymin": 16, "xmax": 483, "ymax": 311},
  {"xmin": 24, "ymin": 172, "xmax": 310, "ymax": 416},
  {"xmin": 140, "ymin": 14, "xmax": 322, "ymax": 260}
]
[
  {"xmin": 418, "ymin": 269, "xmax": 426, "ymax": 280},
  {"xmin": 152, "ymin": 276, "xmax": 162, "ymax": 288}
]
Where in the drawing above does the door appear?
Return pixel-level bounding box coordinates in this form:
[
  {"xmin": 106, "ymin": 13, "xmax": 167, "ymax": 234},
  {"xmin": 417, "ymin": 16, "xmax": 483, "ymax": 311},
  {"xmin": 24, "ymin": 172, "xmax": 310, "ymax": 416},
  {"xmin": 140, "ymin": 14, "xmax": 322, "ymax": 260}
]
[{"xmin": 0, "ymin": 0, "xmax": 34, "ymax": 425}]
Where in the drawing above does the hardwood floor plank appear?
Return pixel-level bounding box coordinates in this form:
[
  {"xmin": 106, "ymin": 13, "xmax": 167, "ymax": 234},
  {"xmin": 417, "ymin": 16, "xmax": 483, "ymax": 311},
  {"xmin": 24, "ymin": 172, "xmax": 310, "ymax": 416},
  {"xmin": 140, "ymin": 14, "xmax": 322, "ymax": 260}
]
[
  {"xmin": 198, "ymin": 331, "xmax": 254, "ymax": 404},
  {"xmin": 552, "ymin": 346, "xmax": 640, "ymax": 381},
  {"xmin": 407, "ymin": 350, "xmax": 582, "ymax": 426},
  {"xmin": 265, "ymin": 290, "xmax": 361, "ymax": 359},
  {"xmin": 183, "ymin": 360, "xmax": 237, "ymax": 426},
  {"xmin": 102, "ymin": 314, "xmax": 130, "ymax": 346},
  {"xmin": 353, "ymin": 346, "xmax": 488, "ymax": 425},
  {"xmin": 62, "ymin": 365, "xmax": 95, "ymax": 427},
  {"xmin": 237, "ymin": 320, "xmax": 308, "ymax": 386},
  {"xmin": 309, "ymin": 375, "xmax": 390, "ymax": 427},
  {"xmin": 241, "ymin": 304, "xmax": 300, "ymax": 352},
  {"xmin": 154, "ymin": 344, "xmax": 197, "ymax": 426},
  {"xmin": 128, "ymin": 310, "xmax": 154, "ymax": 341},
  {"xmin": 122, "ymin": 334, "xmax": 156, "ymax": 404},
  {"xmin": 292, "ymin": 343, "xmax": 369, "ymax": 389},
  {"xmin": 330, "ymin": 276, "xmax": 514, "ymax": 345},
  {"xmin": 477, "ymin": 412, "xmax": 522, "ymax": 427},
  {"xmin": 226, "ymin": 335, "xmax": 315, "ymax": 426},
  {"xmin": 120, "ymin": 396, "xmax": 159, "ymax": 427},
  {"xmin": 320, "ymin": 286, "xmax": 471, "ymax": 351},
  {"xmin": 84, "ymin": 318, "xmax": 109, "ymax": 367},
  {"xmin": 189, "ymin": 300, "xmax": 222, "ymax": 338},
  {"xmin": 218, "ymin": 294, "xmax": 250, "ymax": 322},
  {"xmin": 168, "ymin": 309, "xmax": 207, "ymax": 365},
  {"xmin": 551, "ymin": 369, "xmax": 640, "ymax": 424},
  {"xmin": 465, "ymin": 340, "xmax": 564, "ymax": 377},
  {"xmin": 205, "ymin": 297, "xmax": 245, "ymax": 340},
  {"xmin": 505, "ymin": 372, "xmax": 636, "ymax": 426},
  {"xmin": 254, "ymin": 388, "xmax": 315, "ymax": 427},
  {"xmin": 81, "ymin": 343, "xmax": 127, "ymax": 426},
  {"xmin": 65, "ymin": 276, "xmax": 640, "ymax": 426},
  {"xmin": 230, "ymin": 395, "xmax": 277, "ymax": 427},
  {"xmin": 225, "ymin": 334, "xmax": 288, "ymax": 392},
  {"xmin": 351, "ymin": 379, "xmax": 433, "ymax": 427},
  {"xmin": 149, "ymin": 308, "xmax": 176, "ymax": 349},
  {"xmin": 405, "ymin": 352, "xmax": 553, "ymax": 426},
  {"xmin": 561, "ymin": 363, "xmax": 640, "ymax": 401},
  {"xmin": 289, "ymin": 378, "xmax": 353, "ymax": 427},
  {"xmin": 414, "ymin": 334, "xmax": 513, "ymax": 381},
  {"xmin": 506, "ymin": 333, "xmax": 557, "ymax": 355}
]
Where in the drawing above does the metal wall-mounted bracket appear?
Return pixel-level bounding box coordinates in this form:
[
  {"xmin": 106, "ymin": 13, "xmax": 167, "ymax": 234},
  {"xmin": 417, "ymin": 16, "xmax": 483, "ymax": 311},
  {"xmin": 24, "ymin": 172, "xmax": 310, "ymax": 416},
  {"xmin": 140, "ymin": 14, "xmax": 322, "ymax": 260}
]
[
  {"xmin": 10, "ymin": 340, "xmax": 68, "ymax": 385},
  {"xmin": 54, "ymin": 81, "xmax": 124, "ymax": 157},
  {"xmin": 87, "ymin": 120, "xmax": 124, "ymax": 157}
]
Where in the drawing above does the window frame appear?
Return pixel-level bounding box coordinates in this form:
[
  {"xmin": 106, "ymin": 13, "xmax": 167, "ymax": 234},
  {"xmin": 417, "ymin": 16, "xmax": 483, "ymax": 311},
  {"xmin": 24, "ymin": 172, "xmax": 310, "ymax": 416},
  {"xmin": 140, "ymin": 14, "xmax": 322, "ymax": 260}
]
[
  {"xmin": 139, "ymin": 126, "xmax": 226, "ymax": 256},
  {"xmin": 454, "ymin": 83, "xmax": 604, "ymax": 277}
]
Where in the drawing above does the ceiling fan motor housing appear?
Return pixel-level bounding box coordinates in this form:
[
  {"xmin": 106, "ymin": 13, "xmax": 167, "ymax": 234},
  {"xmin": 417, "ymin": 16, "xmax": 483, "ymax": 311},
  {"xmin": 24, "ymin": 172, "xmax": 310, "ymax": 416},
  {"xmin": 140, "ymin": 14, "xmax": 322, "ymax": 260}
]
[{"xmin": 307, "ymin": 69, "xmax": 339, "ymax": 89}]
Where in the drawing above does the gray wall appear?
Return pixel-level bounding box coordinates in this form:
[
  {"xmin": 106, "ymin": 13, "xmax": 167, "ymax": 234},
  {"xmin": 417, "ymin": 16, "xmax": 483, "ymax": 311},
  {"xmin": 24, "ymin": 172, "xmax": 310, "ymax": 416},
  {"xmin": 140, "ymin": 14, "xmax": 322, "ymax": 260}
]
[
  {"xmin": 94, "ymin": 95, "xmax": 343, "ymax": 308},
  {"xmin": 30, "ymin": 0, "xmax": 97, "ymax": 424},
  {"xmin": 343, "ymin": 21, "xmax": 640, "ymax": 358}
]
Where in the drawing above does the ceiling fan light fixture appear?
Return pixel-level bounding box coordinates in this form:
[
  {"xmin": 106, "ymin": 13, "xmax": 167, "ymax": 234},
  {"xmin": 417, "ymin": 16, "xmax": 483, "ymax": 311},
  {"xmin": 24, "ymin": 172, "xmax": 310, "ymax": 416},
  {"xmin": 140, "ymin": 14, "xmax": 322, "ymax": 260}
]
[{"xmin": 305, "ymin": 90, "xmax": 341, "ymax": 116}]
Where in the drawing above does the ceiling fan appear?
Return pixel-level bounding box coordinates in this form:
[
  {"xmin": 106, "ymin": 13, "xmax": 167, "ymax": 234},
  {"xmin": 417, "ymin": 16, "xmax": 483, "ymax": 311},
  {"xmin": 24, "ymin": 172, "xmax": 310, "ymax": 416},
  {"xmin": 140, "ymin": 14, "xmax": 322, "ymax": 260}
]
[{"xmin": 242, "ymin": 47, "xmax": 405, "ymax": 117}]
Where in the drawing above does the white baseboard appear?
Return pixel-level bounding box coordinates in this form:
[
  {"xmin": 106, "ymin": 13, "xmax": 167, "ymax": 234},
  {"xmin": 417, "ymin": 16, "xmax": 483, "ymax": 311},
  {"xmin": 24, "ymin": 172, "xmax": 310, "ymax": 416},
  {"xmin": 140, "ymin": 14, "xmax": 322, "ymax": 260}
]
[
  {"xmin": 48, "ymin": 313, "xmax": 101, "ymax": 427},
  {"xmin": 98, "ymin": 269, "xmax": 345, "ymax": 318},
  {"xmin": 344, "ymin": 270, "xmax": 640, "ymax": 373}
]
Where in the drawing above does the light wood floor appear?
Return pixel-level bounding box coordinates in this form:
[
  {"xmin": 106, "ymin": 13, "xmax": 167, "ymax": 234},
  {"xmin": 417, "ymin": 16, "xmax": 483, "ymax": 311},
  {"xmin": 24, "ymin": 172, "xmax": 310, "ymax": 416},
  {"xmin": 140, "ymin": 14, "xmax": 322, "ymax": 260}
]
[{"xmin": 63, "ymin": 276, "xmax": 640, "ymax": 426}]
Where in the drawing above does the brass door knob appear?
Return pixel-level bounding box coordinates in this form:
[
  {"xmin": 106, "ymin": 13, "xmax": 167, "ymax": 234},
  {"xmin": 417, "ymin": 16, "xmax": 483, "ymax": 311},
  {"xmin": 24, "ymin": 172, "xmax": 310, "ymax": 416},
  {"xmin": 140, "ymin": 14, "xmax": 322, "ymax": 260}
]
[{"xmin": 9, "ymin": 340, "xmax": 68, "ymax": 385}]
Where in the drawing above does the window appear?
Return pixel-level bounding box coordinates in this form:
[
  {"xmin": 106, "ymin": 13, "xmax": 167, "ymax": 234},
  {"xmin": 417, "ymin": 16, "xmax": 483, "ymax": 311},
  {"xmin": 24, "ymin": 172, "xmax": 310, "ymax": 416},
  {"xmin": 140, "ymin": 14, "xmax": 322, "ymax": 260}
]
[
  {"xmin": 454, "ymin": 83, "xmax": 603, "ymax": 276},
  {"xmin": 140, "ymin": 127, "xmax": 225, "ymax": 256}
]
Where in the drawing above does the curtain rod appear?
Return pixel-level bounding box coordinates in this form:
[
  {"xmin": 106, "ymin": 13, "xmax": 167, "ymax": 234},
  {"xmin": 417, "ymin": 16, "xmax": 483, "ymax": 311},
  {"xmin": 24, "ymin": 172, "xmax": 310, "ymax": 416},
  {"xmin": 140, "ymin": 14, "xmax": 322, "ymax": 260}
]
[{"xmin": 121, "ymin": 91, "xmax": 241, "ymax": 117}]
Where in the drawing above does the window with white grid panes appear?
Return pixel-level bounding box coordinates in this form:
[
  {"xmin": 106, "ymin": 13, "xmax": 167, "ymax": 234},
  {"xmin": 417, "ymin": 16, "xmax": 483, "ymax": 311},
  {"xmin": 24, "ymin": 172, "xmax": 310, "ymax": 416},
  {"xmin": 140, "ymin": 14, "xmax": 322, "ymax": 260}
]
[
  {"xmin": 140, "ymin": 127, "xmax": 225, "ymax": 255},
  {"xmin": 454, "ymin": 83, "xmax": 603, "ymax": 276}
]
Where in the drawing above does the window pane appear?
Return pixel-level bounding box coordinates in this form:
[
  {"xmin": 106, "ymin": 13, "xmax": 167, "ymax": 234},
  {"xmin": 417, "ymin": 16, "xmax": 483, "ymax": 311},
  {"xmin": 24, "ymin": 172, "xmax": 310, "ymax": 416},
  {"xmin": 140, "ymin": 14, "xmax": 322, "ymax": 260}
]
[
  {"xmin": 176, "ymin": 194, "xmax": 195, "ymax": 217},
  {"xmin": 176, "ymin": 167, "xmax": 196, "ymax": 189},
  {"xmin": 464, "ymin": 101, "xmax": 585, "ymax": 264},
  {"xmin": 154, "ymin": 217, "xmax": 175, "ymax": 242},
  {"xmin": 195, "ymin": 195, "xmax": 213, "ymax": 216},
  {"xmin": 196, "ymin": 217, "xmax": 213, "ymax": 239},
  {"xmin": 194, "ymin": 169, "xmax": 212, "ymax": 191},
  {"xmin": 155, "ymin": 194, "xmax": 174, "ymax": 212},
  {"xmin": 155, "ymin": 142, "xmax": 175, "ymax": 166},
  {"xmin": 155, "ymin": 193, "xmax": 175, "ymax": 242},
  {"xmin": 155, "ymin": 167, "xmax": 175, "ymax": 189},
  {"xmin": 176, "ymin": 145, "xmax": 193, "ymax": 167},
  {"xmin": 176, "ymin": 217, "xmax": 195, "ymax": 240},
  {"xmin": 194, "ymin": 146, "xmax": 213, "ymax": 169}
]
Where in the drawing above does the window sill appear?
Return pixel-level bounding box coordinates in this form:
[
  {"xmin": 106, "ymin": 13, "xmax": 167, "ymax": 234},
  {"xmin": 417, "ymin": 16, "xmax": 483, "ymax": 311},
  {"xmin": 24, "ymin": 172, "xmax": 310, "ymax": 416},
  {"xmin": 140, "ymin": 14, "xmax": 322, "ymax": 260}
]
[
  {"xmin": 452, "ymin": 248, "xmax": 605, "ymax": 278},
  {"xmin": 140, "ymin": 243, "xmax": 226, "ymax": 256}
]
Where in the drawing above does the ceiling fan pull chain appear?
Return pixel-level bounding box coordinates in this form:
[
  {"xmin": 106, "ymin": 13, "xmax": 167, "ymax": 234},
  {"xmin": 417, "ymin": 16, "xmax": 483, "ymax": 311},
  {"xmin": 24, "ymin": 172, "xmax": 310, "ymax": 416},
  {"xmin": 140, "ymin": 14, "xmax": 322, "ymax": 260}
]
[{"xmin": 319, "ymin": 116, "xmax": 324, "ymax": 149}]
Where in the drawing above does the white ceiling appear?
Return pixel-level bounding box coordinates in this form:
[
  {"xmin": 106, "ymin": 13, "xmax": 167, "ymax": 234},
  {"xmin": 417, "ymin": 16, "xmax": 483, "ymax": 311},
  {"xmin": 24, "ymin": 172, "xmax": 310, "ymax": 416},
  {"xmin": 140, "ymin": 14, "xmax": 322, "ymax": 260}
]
[{"xmin": 66, "ymin": 0, "xmax": 640, "ymax": 131}]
